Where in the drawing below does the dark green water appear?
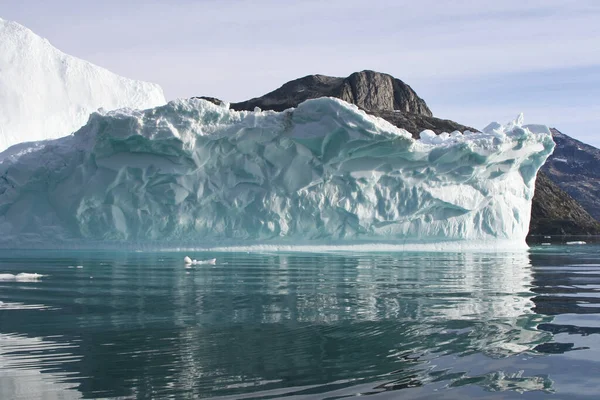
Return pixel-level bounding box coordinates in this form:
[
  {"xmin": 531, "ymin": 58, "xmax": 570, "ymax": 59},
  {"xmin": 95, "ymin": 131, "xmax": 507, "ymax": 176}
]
[{"xmin": 1, "ymin": 246, "xmax": 599, "ymax": 399}]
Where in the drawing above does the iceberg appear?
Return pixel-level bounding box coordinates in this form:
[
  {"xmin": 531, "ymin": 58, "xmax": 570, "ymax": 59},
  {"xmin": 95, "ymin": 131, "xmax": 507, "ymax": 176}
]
[
  {"xmin": 0, "ymin": 18, "xmax": 166, "ymax": 152},
  {"xmin": 0, "ymin": 97, "xmax": 554, "ymax": 249}
]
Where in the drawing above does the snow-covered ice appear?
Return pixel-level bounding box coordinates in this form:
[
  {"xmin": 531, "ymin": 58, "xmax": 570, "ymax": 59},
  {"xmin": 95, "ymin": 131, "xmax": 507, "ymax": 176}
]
[
  {"xmin": 0, "ymin": 17, "xmax": 165, "ymax": 151},
  {"xmin": 0, "ymin": 97, "xmax": 554, "ymax": 250}
]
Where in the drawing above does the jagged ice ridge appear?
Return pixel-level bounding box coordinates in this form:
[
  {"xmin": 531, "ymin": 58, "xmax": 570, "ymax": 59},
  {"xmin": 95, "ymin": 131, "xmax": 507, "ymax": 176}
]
[{"xmin": 0, "ymin": 98, "xmax": 554, "ymax": 249}]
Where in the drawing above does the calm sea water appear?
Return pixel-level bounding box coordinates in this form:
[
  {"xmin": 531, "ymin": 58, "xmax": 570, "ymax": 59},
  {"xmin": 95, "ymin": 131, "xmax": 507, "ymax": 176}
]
[{"xmin": 1, "ymin": 245, "xmax": 600, "ymax": 399}]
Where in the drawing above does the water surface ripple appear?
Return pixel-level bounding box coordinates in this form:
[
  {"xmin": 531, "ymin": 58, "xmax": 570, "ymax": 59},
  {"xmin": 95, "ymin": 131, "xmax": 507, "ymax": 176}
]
[{"xmin": 0, "ymin": 246, "xmax": 599, "ymax": 399}]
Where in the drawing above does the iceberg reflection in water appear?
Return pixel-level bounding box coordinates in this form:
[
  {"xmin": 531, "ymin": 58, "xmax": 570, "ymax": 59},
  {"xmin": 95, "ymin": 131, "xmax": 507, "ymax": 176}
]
[{"xmin": 4, "ymin": 248, "xmax": 597, "ymax": 399}]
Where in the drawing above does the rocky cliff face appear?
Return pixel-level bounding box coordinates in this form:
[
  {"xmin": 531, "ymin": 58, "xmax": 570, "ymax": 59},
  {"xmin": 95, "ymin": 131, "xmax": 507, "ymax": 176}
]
[
  {"xmin": 231, "ymin": 71, "xmax": 475, "ymax": 136},
  {"xmin": 530, "ymin": 172, "xmax": 600, "ymax": 235},
  {"xmin": 232, "ymin": 71, "xmax": 432, "ymax": 115},
  {"xmin": 338, "ymin": 70, "xmax": 433, "ymax": 115},
  {"xmin": 541, "ymin": 128, "xmax": 600, "ymax": 222},
  {"xmin": 216, "ymin": 70, "xmax": 599, "ymax": 236}
]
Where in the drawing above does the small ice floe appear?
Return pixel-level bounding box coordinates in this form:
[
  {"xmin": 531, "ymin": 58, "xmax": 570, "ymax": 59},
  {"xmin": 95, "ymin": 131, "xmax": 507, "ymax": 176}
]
[
  {"xmin": 566, "ymin": 241, "xmax": 586, "ymax": 245},
  {"xmin": 76, "ymin": 265, "xmax": 84, "ymax": 269},
  {"xmin": 541, "ymin": 243, "xmax": 551, "ymax": 246},
  {"xmin": 184, "ymin": 256, "xmax": 217, "ymax": 266},
  {"xmin": 0, "ymin": 273, "xmax": 44, "ymax": 282}
]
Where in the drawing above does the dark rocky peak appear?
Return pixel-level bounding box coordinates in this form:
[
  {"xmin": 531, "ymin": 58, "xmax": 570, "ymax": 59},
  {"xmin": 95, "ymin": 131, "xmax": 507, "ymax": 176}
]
[
  {"xmin": 540, "ymin": 128, "xmax": 600, "ymax": 221},
  {"xmin": 530, "ymin": 172, "xmax": 600, "ymax": 235},
  {"xmin": 231, "ymin": 70, "xmax": 432, "ymax": 116},
  {"xmin": 547, "ymin": 128, "xmax": 600, "ymax": 178},
  {"xmin": 231, "ymin": 74, "xmax": 342, "ymax": 112},
  {"xmin": 191, "ymin": 96, "xmax": 225, "ymax": 106},
  {"xmin": 339, "ymin": 71, "xmax": 433, "ymax": 116}
]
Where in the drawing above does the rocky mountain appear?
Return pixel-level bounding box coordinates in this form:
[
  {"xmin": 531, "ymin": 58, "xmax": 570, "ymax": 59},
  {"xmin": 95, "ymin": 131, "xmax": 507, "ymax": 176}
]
[
  {"xmin": 231, "ymin": 71, "xmax": 476, "ymax": 137},
  {"xmin": 225, "ymin": 70, "xmax": 599, "ymax": 236},
  {"xmin": 541, "ymin": 128, "xmax": 600, "ymax": 222},
  {"xmin": 530, "ymin": 172, "xmax": 600, "ymax": 235},
  {"xmin": 233, "ymin": 71, "xmax": 432, "ymax": 114}
]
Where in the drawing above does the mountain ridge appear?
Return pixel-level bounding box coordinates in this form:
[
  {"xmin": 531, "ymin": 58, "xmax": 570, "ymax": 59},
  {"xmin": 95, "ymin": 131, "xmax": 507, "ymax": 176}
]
[
  {"xmin": 231, "ymin": 70, "xmax": 477, "ymax": 137},
  {"xmin": 541, "ymin": 128, "xmax": 600, "ymax": 222}
]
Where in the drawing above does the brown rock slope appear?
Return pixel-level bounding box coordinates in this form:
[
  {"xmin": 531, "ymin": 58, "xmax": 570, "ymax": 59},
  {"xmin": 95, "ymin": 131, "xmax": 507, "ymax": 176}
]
[
  {"xmin": 531, "ymin": 172, "xmax": 600, "ymax": 235},
  {"xmin": 540, "ymin": 128, "xmax": 600, "ymax": 222}
]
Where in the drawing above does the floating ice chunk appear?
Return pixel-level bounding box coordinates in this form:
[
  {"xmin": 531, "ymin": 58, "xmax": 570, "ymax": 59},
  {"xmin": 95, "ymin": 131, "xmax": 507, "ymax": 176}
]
[
  {"xmin": 17, "ymin": 273, "xmax": 44, "ymax": 280},
  {"xmin": 541, "ymin": 243, "xmax": 551, "ymax": 246},
  {"xmin": 566, "ymin": 241, "xmax": 586, "ymax": 245},
  {"xmin": 195, "ymin": 258, "xmax": 217, "ymax": 265},
  {"xmin": 185, "ymin": 257, "xmax": 217, "ymax": 266},
  {"xmin": 184, "ymin": 255, "xmax": 216, "ymax": 266},
  {"xmin": 0, "ymin": 273, "xmax": 44, "ymax": 281}
]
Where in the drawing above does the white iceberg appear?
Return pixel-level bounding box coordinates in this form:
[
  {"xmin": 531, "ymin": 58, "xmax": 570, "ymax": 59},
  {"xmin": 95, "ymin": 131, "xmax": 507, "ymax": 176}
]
[
  {"xmin": 0, "ymin": 97, "xmax": 554, "ymax": 249},
  {"xmin": 0, "ymin": 17, "xmax": 166, "ymax": 151}
]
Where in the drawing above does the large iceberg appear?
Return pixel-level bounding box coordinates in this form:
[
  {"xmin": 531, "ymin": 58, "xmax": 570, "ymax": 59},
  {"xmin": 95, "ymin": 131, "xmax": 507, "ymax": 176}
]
[
  {"xmin": 0, "ymin": 18, "xmax": 166, "ymax": 151},
  {"xmin": 0, "ymin": 98, "xmax": 554, "ymax": 249}
]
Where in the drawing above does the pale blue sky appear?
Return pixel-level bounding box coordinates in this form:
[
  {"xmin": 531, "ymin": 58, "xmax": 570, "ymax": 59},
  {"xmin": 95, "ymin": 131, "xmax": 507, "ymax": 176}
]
[{"xmin": 2, "ymin": 0, "xmax": 599, "ymax": 146}]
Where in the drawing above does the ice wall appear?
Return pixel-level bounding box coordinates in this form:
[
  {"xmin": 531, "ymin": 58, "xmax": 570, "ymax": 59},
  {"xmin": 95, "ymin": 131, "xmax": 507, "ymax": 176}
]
[
  {"xmin": 0, "ymin": 18, "xmax": 165, "ymax": 151},
  {"xmin": 0, "ymin": 98, "xmax": 554, "ymax": 249}
]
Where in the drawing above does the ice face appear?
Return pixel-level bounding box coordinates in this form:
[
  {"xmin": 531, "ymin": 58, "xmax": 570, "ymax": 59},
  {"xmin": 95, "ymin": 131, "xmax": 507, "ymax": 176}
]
[
  {"xmin": 0, "ymin": 97, "xmax": 554, "ymax": 249},
  {"xmin": 0, "ymin": 18, "xmax": 165, "ymax": 152}
]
